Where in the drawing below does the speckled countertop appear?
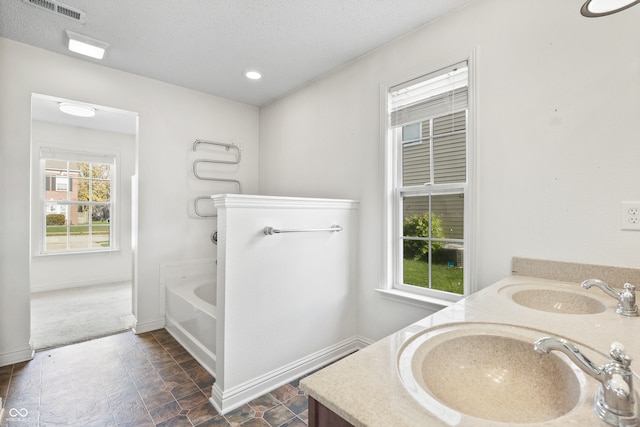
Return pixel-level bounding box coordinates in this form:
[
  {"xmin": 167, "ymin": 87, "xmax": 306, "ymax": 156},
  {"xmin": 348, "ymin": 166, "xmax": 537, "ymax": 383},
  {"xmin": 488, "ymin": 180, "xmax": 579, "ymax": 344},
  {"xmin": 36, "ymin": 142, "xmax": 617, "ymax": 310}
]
[{"xmin": 301, "ymin": 270, "xmax": 640, "ymax": 427}]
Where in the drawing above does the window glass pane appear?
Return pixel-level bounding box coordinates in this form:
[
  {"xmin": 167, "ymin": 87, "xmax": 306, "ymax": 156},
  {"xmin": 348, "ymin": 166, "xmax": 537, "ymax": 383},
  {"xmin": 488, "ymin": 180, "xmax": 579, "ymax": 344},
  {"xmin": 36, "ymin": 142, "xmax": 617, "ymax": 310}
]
[
  {"xmin": 92, "ymin": 164, "xmax": 111, "ymax": 180},
  {"xmin": 71, "ymin": 178, "xmax": 90, "ymax": 201},
  {"xmin": 433, "ymin": 112, "xmax": 466, "ymax": 184},
  {"xmin": 402, "ymin": 196, "xmax": 430, "ymax": 233},
  {"xmin": 92, "ymin": 205, "xmax": 110, "ymax": 223},
  {"xmin": 433, "ymin": 111, "xmax": 466, "ymax": 135},
  {"xmin": 74, "ymin": 162, "xmax": 90, "ymax": 177},
  {"xmin": 402, "ymin": 121, "xmax": 430, "ymax": 187},
  {"xmin": 69, "ymin": 204, "xmax": 90, "ymax": 250},
  {"xmin": 92, "ymin": 206, "xmax": 110, "ymax": 248},
  {"xmin": 92, "ymin": 179, "xmax": 111, "ymax": 202},
  {"xmin": 69, "ymin": 225, "xmax": 90, "ymax": 249},
  {"xmin": 433, "ymin": 133, "xmax": 466, "ymax": 184},
  {"xmin": 432, "ymin": 193, "xmax": 464, "ymax": 239},
  {"xmin": 45, "ymin": 231, "xmax": 66, "ymax": 252},
  {"xmin": 402, "ymin": 123, "xmax": 421, "ymax": 143},
  {"xmin": 45, "ymin": 203, "xmax": 67, "ymax": 252},
  {"xmin": 45, "ymin": 203, "xmax": 66, "ymax": 218},
  {"xmin": 69, "ymin": 204, "xmax": 87, "ymax": 226},
  {"xmin": 403, "ymin": 241, "xmax": 429, "ymax": 287},
  {"xmin": 55, "ymin": 177, "xmax": 69, "ymax": 191},
  {"xmin": 402, "ymin": 241, "xmax": 464, "ymax": 294},
  {"xmin": 431, "ymin": 242, "xmax": 464, "ymax": 294}
]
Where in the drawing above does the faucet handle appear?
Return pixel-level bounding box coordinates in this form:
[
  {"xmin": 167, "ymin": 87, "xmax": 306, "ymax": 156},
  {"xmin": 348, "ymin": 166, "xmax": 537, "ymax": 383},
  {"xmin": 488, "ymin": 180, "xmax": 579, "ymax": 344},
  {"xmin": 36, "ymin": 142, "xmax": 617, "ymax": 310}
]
[
  {"xmin": 610, "ymin": 342, "xmax": 633, "ymax": 367},
  {"xmin": 610, "ymin": 373, "xmax": 631, "ymax": 398},
  {"xmin": 617, "ymin": 283, "xmax": 638, "ymax": 317}
]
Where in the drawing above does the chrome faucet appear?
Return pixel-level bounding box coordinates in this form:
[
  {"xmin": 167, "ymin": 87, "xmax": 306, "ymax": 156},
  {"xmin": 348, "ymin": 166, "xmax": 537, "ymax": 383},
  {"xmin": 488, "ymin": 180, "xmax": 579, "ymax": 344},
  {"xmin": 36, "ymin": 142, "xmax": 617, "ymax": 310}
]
[
  {"xmin": 534, "ymin": 337, "xmax": 639, "ymax": 426},
  {"xmin": 581, "ymin": 279, "xmax": 638, "ymax": 317}
]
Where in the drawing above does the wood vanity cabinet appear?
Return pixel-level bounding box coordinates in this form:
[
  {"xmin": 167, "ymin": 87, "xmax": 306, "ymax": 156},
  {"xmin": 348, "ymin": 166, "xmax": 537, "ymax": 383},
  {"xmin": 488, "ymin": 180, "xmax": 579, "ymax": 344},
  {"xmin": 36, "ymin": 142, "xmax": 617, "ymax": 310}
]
[{"xmin": 308, "ymin": 396, "xmax": 355, "ymax": 427}]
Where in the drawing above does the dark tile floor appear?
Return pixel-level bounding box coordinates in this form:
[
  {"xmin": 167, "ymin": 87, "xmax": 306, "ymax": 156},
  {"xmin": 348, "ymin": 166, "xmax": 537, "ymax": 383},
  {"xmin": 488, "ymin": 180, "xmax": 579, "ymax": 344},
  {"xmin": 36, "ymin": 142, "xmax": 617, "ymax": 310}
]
[{"xmin": 0, "ymin": 330, "xmax": 309, "ymax": 427}]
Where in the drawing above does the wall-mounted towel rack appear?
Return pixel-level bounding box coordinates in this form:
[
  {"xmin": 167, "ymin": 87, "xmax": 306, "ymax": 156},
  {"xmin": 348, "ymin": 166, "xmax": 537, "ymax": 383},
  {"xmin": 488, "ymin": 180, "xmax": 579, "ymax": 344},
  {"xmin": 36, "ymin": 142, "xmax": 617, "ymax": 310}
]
[
  {"xmin": 194, "ymin": 196, "xmax": 216, "ymax": 218},
  {"xmin": 263, "ymin": 225, "xmax": 343, "ymax": 235},
  {"xmin": 193, "ymin": 161, "xmax": 242, "ymax": 181},
  {"xmin": 192, "ymin": 139, "xmax": 241, "ymax": 164},
  {"xmin": 192, "ymin": 139, "xmax": 242, "ymax": 218}
]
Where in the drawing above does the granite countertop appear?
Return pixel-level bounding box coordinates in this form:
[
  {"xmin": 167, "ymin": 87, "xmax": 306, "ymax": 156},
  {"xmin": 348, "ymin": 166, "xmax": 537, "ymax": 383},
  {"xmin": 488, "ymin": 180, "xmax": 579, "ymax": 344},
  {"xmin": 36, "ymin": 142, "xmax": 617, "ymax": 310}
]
[{"xmin": 300, "ymin": 274, "xmax": 640, "ymax": 426}]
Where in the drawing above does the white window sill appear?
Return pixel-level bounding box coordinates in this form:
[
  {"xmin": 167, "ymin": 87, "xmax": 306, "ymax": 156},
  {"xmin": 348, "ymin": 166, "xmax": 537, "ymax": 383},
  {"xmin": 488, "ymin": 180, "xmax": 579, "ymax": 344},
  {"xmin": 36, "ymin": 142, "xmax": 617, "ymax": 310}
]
[
  {"xmin": 35, "ymin": 248, "xmax": 120, "ymax": 257},
  {"xmin": 375, "ymin": 288, "xmax": 456, "ymax": 311}
]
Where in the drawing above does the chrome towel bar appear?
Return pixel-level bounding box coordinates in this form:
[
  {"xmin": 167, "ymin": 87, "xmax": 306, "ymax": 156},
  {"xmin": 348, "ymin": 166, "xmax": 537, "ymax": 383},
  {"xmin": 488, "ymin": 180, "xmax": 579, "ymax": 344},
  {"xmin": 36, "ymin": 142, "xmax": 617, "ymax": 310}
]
[
  {"xmin": 263, "ymin": 225, "xmax": 343, "ymax": 235},
  {"xmin": 192, "ymin": 139, "xmax": 241, "ymax": 164}
]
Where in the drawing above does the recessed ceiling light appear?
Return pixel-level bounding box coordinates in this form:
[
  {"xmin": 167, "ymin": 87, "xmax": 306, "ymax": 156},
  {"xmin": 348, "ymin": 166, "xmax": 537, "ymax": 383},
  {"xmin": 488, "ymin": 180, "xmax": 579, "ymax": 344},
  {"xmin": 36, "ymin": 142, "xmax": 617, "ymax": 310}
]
[
  {"xmin": 245, "ymin": 71, "xmax": 262, "ymax": 80},
  {"xmin": 59, "ymin": 102, "xmax": 96, "ymax": 117},
  {"xmin": 581, "ymin": 0, "xmax": 640, "ymax": 16},
  {"xmin": 65, "ymin": 30, "xmax": 108, "ymax": 59}
]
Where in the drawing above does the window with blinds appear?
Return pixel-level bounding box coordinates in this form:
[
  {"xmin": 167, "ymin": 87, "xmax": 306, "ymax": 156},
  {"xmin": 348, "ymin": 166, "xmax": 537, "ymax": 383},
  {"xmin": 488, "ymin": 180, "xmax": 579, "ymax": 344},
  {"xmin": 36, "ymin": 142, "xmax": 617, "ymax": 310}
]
[{"xmin": 388, "ymin": 62, "xmax": 469, "ymax": 300}]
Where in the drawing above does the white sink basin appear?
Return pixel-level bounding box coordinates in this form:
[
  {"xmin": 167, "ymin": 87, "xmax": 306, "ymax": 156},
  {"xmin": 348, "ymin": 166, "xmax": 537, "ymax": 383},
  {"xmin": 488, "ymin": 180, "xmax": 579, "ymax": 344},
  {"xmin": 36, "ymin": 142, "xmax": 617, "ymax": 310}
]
[
  {"xmin": 397, "ymin": 323, "xmax": 586, "ymax": 424},
  {"xmin": 500, "ymin": 283, "xmax": 607, "ymax": 314}
]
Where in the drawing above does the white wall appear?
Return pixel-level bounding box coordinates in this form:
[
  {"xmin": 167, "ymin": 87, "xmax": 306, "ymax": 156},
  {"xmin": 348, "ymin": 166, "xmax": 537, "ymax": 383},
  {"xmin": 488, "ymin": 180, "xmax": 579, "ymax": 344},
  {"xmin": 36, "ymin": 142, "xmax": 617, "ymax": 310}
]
[
  {"xmin": 30, "ymin": 121, "xmax": 135, "ymax": 291},
  {"xmin": 0, "ymin": 37, "xmax": 259, "ymax": 365},
  {"xmin": 259, "ymin": 0, "xmax": 640, "ymax": 341}
]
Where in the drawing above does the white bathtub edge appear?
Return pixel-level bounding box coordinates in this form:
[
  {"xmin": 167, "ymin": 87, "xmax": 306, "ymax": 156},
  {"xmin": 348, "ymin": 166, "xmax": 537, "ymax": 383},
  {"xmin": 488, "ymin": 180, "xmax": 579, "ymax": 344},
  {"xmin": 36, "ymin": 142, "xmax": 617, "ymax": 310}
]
[
  {"xmin": 166, "ymin": 317, "xmax": 216, "ymax": 377},
  {"xmin": 210, "ymin": 335, "xmax": 368, "ymax": 415},
  {"xmin": 166, "ymin": 277, "xmax": 216, "ymax": 316}
]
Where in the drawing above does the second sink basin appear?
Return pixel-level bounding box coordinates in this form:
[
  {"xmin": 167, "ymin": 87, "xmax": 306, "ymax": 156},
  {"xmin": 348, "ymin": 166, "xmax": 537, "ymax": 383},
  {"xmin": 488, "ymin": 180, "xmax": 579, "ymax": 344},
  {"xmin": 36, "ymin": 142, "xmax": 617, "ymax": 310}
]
[
  {"xmin": 499, "ymin": 283, "xmax": 607, "ymax": 314},
  {"xmin": 397, "ymin": 323, "xmax": 586, "ymax": 424}
]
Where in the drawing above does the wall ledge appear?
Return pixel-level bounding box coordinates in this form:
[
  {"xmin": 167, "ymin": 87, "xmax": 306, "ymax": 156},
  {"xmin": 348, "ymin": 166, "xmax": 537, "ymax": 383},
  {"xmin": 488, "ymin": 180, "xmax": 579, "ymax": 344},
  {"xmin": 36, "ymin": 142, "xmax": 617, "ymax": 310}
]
[
  {"xmin": 212, "ymin": 194, "xmax": 359, "ymax": 210},
  {"xmin": 512, "ymin": 257, "xmax": 640, "ymax": 286}
]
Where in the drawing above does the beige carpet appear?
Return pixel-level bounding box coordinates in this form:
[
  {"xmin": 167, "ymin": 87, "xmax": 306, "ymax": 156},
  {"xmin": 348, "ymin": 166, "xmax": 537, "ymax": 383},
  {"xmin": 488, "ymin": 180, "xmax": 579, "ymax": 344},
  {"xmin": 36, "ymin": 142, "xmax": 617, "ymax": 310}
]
[{"xmin": 31, "ymin": 282, "xmax": 135, "ymax": 350}]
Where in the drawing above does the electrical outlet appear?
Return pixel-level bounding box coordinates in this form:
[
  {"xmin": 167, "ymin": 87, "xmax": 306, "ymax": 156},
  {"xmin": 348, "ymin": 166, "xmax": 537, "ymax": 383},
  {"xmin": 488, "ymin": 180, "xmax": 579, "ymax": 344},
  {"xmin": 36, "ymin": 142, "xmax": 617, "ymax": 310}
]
[{"xmin": 621, "ymin": 202, "xmax": 640, "ymax": 231}]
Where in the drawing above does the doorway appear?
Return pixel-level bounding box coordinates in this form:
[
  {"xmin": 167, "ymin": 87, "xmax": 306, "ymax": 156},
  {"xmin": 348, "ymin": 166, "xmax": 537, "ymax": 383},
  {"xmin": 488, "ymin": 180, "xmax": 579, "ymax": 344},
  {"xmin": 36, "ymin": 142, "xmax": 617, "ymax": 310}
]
[{"xmin": 29, "ymin": 94, "xmax": 139, "ymax": 350}]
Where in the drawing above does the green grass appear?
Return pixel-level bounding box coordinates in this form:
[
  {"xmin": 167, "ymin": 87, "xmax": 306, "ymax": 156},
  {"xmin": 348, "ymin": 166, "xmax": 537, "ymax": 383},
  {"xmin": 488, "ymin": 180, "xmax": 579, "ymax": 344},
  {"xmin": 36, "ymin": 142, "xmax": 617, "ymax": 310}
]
[
  {"xmin": 403, "ymin": 259, "xmax": 464, "ymax": 294},
  {"xmin": 46, "ymin": 224, "xmax": 110, "ymax": 235}
]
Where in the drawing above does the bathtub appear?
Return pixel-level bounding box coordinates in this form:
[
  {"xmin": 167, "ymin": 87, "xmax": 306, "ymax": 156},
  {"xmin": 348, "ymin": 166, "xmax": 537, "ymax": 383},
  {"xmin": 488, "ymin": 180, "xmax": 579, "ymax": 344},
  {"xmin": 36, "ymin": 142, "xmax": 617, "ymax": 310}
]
[{"xmin": 165, "ymin": 275, "xmax": 216, "ymax": 376}]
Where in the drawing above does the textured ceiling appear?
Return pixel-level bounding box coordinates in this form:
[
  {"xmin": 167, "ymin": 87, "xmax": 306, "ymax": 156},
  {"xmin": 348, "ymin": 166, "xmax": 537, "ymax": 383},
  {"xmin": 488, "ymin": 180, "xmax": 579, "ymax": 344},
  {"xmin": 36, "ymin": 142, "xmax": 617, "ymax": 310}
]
[{"xmin": 1, "ymin": 0, "xmax": 474, "ymax": 107}]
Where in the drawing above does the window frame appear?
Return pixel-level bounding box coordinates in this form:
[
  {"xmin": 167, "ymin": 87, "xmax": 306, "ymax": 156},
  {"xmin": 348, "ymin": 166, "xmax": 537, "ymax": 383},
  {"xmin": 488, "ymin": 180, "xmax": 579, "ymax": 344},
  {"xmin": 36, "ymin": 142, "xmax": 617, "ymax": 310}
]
[
  {"xmin": 379, "ymin": 54, "xmax": 477, "ymax": 307},
  {"xmin": 39, "ymin": 150, "xmax": 118, "ymax": 255}
]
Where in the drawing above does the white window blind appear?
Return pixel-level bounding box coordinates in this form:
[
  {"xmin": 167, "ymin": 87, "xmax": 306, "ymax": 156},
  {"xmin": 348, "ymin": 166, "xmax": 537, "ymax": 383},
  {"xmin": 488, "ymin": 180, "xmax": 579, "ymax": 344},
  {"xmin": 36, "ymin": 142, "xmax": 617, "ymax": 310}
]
[
  {"xmin": 40, "ymin": 147, "xmax": 116, "ymax": 165},
  {"xmin": 390, "ymin": 62, "xmax": 468, "ymax": 128}
]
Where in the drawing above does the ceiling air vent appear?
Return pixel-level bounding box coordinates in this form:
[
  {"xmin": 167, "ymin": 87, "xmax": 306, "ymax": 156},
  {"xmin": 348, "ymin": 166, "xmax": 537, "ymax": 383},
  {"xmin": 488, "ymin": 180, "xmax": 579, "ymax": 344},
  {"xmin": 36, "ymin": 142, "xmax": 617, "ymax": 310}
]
[{"xmin": 22, "ymin": 0, "xmax": 87, "ymax": 23}]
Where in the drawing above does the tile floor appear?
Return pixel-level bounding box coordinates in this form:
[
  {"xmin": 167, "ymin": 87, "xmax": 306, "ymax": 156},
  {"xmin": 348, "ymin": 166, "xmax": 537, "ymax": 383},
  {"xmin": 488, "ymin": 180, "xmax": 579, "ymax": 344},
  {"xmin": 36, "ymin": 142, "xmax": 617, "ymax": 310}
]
[{"xmin": 0, "ymin": 330, "xmax": 309, "ymax": 427}]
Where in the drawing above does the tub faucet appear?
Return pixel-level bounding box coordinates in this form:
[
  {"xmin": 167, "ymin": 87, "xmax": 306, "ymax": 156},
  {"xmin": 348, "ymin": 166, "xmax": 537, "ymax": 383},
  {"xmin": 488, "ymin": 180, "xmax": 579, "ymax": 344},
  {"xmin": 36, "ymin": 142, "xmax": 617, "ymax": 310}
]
[
  {"xmin": 581, "ymin": 279, "xmax": 638, "ymax": 317},
  {"xmin": 534, "ymin": 337, "xmax": 639, "ymax": 426}
]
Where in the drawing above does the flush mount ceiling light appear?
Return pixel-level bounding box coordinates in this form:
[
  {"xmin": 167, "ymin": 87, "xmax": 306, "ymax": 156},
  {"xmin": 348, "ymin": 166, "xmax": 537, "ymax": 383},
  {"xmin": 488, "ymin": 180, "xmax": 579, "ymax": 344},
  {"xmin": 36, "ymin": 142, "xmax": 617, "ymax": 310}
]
[
  {"xmin": 581, "ymin": 0, "xmax": 640, "ymax": 16},
  {"xmin": 65, "ymin": 30, "xmax": 108, "ymax": 59},
  {"xmin": 59, "ymin": 102, "xmax": 96, "ymax": 117},
  {"xmin": 245, "ymin": 70, "xmax": 262, "ymax": 80}
]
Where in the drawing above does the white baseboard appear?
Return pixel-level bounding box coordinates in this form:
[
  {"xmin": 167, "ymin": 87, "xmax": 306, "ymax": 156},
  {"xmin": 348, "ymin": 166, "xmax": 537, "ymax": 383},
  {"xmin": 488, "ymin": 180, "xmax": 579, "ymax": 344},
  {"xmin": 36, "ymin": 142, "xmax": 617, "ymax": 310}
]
[
  {"xmin": 131, "ymin": 318, "xmax": 164, "ymax": 334},
  {"xmin": 210, "ymin": 336, "xmax": 364, "ymax": 415},
  {"xmin": 353, "ymin": 335, "xmax": 375, "ymax": 348},
  {"xmin": 30, "ymin": 277, "xmax": 131, "ymax": 293},
  {"xmin": 0, "ymin": 346, "xmax": 34, "ymax": 368}
]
